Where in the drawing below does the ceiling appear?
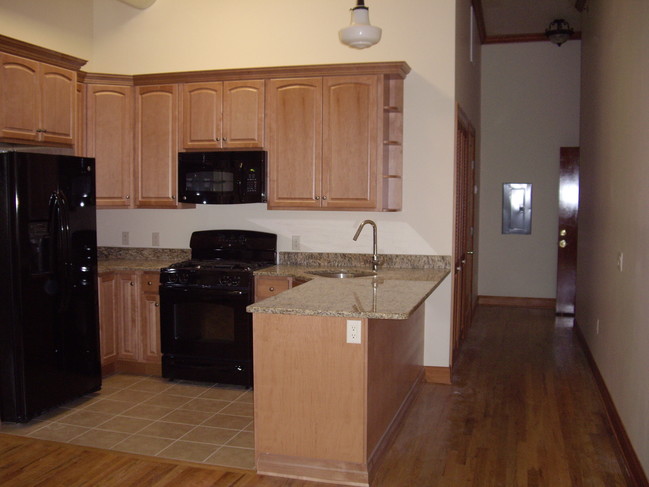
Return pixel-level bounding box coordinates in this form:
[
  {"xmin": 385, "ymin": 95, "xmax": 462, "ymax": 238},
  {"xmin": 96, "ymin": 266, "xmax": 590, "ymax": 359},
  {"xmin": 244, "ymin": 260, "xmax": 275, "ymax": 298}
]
[{"xmin": 476, "ymin": 0, "xmax": 585, "ymax": 43}]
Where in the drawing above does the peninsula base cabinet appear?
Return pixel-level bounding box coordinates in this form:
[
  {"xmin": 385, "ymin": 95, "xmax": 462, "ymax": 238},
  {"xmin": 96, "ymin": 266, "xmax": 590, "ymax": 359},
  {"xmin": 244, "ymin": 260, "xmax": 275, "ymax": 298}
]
[
  {"xmin": 252, "ymin": 305, "xmax": 424, "ymax": 486},
  {"xmin": 98, "ymin": 271, "xmax": 161, "ymax": 377}
]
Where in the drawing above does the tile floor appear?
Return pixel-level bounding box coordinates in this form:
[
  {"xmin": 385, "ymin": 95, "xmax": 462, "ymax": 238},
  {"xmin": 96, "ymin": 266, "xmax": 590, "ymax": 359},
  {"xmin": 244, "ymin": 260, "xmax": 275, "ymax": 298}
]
[{"xmin": 0, "ymin": 374, "xmax": 255, "ymax": 470}]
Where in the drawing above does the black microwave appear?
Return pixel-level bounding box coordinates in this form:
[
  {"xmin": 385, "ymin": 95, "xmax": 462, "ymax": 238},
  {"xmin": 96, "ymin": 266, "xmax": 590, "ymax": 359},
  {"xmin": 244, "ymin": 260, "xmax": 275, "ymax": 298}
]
[{"xmin": 178, "ymin": 150, "xmax": 266, "ymax": 204}]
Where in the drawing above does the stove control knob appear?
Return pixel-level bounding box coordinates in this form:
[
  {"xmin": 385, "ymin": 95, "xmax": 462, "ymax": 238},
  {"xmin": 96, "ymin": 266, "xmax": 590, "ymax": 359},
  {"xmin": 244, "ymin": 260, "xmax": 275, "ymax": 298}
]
[
  {"xmin": 167, "ymin": 273, "xmax": 178, "ymax": 283},
  {"xmin": 178, "ymin": 271, "xmax": 189, "ymax": 283}
]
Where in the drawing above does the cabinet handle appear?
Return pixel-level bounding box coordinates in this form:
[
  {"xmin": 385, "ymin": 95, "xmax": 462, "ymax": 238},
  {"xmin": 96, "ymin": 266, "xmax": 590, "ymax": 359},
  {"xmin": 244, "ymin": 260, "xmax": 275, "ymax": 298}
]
[
  {"xmin": 155, "ymin": 302, "xmax": 159, "ymax": 307},
  {"xmin": 269, "ymin": 287, "xmax": 275, "ymax": 291},
  {"xmin": 216, "ymin": 137, "xmax": 221, "ymax": 141},
  {"xmin": 125, "ymin": 195, "xmax": 130, "ymax": 200},
  {"xmin": 172, "ymin": 195, "xmax": 176, "ymax": 200},
  {"xmin": 147, "ymin": 281, "xmax": 153, "ymax": 285},
  {"xmin": 130, "ymin": 281, "xmax": 135, "ymax": 286},
  {"xmin": 315, "ymin": 196, "xmax": 320, "ymax": 200},
  {"xmin": 322, "ymin": 196, "xmax": 327, "ymax": 200}
]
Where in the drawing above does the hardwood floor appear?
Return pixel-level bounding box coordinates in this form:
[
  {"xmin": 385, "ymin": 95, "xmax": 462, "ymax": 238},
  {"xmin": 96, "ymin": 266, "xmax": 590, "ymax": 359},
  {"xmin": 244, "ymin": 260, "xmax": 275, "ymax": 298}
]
[{"xmin": 0, "ymin": 306, "xmax": 631, "ymax": 486}]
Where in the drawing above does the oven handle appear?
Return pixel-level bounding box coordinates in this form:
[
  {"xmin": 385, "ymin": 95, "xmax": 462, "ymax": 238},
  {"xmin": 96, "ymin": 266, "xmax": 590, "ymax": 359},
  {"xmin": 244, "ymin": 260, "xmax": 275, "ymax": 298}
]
[{"xmin": 159, "ymin": 286, "xmax": 250, "ymax": 298}]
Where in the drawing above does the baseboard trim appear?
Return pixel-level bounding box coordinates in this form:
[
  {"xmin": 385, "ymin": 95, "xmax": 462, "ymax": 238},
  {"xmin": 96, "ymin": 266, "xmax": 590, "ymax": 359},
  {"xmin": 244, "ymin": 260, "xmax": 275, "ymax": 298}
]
[
  {"xmin": 573, "ymin": 322, "xmax": 649, "ymax": 487},
  {"xmin": 477, "ymin": 295, "xmax": 556, "ymax": 309},
  {"xmin": 424, "ymin": 366, "xmax": 452, "ymax": 385}
]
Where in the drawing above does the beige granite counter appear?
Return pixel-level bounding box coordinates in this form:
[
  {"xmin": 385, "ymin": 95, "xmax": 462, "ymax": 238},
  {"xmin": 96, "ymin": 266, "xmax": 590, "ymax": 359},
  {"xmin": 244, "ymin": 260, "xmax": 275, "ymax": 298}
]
[
  {"xmin": 247, "ymin": 265, "xmax": 449, "ymax": 320},
  {"xmin": 97, "ymin": 247, "xmax": 189, "ymax": 273}
]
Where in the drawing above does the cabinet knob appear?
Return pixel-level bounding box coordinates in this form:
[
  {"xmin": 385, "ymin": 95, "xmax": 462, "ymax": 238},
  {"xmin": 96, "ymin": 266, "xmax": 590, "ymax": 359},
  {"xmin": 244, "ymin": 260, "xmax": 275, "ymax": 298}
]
[
  {"xmin": 125, "ymin": 195, "xmax": 130, "ymax": 200},
  {"xmin": 223, "ymin": 137, "xmax": 228, "ymax": 142},
  {"xmin": 269, "ymin": 287, "xmax": 275, "ymax": 291},
  {"xmin": 130, "ymin": 281, "xmax": 135, "ymax": 286},
  {"xmin": 155, "ymin": 302, "xmax": 160, "ymax": 307},
  {"xmin": 559, "ymin": 239, "xmax": 567, "ymax": 248},
  {"xmin": 147, "ymin": 281, "xmax": 153, "ymax": 285},
  {"xmin": 172, "ymin": 195, "xmax": 176, "ymax": 200},
  {"xmin": 215, "ymin": 137, "xmax": 221, "ymax": 141},
  {"xmin": 315, "ymin": 196, "xmax": 320, "ymax": 200},
  {"xmin": 322, "ymin": 196, "xmax": 327, "ymax": 200}
]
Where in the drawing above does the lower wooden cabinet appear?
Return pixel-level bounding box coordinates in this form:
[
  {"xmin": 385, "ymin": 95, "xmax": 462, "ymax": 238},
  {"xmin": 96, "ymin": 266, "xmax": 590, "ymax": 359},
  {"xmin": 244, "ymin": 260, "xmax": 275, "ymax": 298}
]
[
  {"xmin": 254, "ymin": 275, "xmax": 305, "ymax": 302},
  {"xmin": 98, "ymin": 271, "xmax": 161, "ymax": 376}
]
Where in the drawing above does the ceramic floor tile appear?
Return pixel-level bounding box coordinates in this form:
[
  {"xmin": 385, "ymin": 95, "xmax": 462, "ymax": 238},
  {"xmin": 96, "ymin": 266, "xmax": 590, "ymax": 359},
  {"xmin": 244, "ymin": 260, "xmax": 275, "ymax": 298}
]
[
  {"xmin": 202, "ymin": 413, "xmax": 253, "ymax": 430},
  {"xmin": 112, "ymin": 434, "xmax": 175, "ymax": 456},
  {"xmin": 57, "ymin": 410, "xmax": 113, "ymax": 428},
  {"xmin": 227, "ymin": 431, "xmax": 254, "ymax": 449},
  {"xmin": 83, "ymin": 399, "xmax": 137, "ymax": 415},
  {"xmin": 218, "ymin": 401, "xmax": 254, "ymax": 417},
  {"xmin": 199, "ymin": 388, "xmax": 248, "ymax": 402},
  {"xmin": 164, "ymin": 382, "xmax": 212, "ymax": 398},
  {"xmin": 137, "ymin": 421, "xmax": 196, "ymax": 439},
  {"xmin": 107, "ymin": 389, "xmax": 156, "ymax": 404},
  {"xmin": 0, "ymin": 420, "xmax": 49, "ymax": 436},
  {"xmin": 159, "ymin": 409, "xmax": 214, "ymax": 426},
  {"xmin": 97, "ymin": 416, "xmax": 153, "ymax": 434},
  {"xmin": 142, "ymin": 394, "xmax": 191, "ymax": 409},
  {"xmin": 69, "ymin": 429, "xmax": 131, "ymax": 449},
  {"xmin": 205, "ymin": 446, "xmax": 256, "ymax": 470},
  {"xmin": 28, "ymin": 423, "xmax": 89, "ymax": 442},
  {"xmin": 178, "ymin": 398, "xmax": 230, "ymax": 413},
  {"xmin": 234, "ymin": 390, "xmax": 254, "ymax": 404},
  {"xmin": 125, "ymin": 379, "xmax": 173, "ymax": 394},
  {"xmin": 102, "ymin": 374, "xmax": 147, "ymax": 388},
  {"xmin": 121, "ymin": 403, "xmax": 175, "ymax": 420},
  {"xmin": 179, "ymin": 425, "xmax": 238, "ymax": 445},
  {"xmin": 158, "ymin": 440, "xmax": 218, "ymax": 463}
]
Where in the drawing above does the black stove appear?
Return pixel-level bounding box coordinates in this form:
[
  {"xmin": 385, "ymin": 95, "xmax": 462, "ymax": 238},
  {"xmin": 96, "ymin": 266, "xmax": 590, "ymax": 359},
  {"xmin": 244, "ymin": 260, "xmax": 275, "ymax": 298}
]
[{"xmin": 159, "ymin": 230, "xmax": 276, "ymax": 387}]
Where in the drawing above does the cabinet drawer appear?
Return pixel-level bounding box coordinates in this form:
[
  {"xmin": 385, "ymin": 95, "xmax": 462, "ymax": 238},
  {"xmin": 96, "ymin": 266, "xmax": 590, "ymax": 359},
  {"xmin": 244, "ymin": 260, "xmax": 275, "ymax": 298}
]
[
  {"xmin": 255, "ymin": 276, "xmax": 291, "ymax": 301},
  {"xmin": 140, "ymin": 272, "xmax": 160, "ymax": 294}
]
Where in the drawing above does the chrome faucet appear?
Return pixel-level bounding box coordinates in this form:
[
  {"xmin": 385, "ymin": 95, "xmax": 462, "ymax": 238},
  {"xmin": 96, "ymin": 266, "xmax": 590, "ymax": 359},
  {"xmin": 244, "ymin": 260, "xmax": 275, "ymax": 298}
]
[{"xmin": 353, "ymin": 219, "xmax": 380, "ymax": 271}]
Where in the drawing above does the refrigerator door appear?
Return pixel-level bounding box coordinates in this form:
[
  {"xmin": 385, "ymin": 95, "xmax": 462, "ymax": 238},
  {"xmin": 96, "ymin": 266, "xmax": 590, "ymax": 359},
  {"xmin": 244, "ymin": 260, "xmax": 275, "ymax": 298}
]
[{"xmin": 0, "ymin": 152, "xmax": 101, "ymax": 422}]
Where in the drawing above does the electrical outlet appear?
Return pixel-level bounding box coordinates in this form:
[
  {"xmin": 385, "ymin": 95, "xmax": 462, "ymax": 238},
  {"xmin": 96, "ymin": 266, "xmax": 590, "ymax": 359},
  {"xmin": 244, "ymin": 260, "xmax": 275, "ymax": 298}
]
[
  {"xmin": 617, "ymin": 252, "xmax": 624, "ymax": 272},
  {"xmin": 121, "ymin": 231, "xmax": 129, "ymax": 246},
  {"xmin": 292, "ymin": 235, "xmax": 300, "ymax": 250},
  {"xmin": 346, "ymin": 319, "xmax": 361, "ymax": 344},
  {"xmin": 152, "ymin": 232, "xmax": 160, "ymax": 246}
]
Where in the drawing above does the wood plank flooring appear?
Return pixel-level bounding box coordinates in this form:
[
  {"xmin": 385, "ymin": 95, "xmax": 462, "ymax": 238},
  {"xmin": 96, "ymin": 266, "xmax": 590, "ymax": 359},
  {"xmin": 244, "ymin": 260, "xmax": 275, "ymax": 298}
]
[{"xmin": 0, "ymin": 306, "xmax": 632, "ymax": 486}]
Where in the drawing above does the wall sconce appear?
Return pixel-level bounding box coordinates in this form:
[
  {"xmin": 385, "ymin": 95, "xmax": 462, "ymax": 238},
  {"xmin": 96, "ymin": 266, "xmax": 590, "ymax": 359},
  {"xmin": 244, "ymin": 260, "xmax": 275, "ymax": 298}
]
[
  {"xmin": 545, "ymin": 19, "xmax": 574, "ymax": 46},
  {"xmin": 339, "ymin": 0, "xmax": 382, "ymax": 49}
]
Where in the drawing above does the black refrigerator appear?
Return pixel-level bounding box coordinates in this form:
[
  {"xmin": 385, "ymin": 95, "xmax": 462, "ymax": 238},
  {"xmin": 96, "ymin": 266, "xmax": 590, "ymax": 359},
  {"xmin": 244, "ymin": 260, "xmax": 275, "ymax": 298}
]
[{"xmin": 0, "ymin": 151, "xmax": 102, "ymax": 423}]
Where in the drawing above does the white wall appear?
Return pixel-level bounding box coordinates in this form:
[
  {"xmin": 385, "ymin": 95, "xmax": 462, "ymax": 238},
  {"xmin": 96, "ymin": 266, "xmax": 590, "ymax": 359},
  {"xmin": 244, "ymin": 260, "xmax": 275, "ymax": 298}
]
[
  {"xmin": 0, "ymin": 0, "xmax": 458, "ymax": 368},
  {"xmin": 478, "ymin": 41, "xmax": 580, "ymax": 299},
  {"xmin": 577, "ymin": 0, "xmax": 649, "ymax": 473}
]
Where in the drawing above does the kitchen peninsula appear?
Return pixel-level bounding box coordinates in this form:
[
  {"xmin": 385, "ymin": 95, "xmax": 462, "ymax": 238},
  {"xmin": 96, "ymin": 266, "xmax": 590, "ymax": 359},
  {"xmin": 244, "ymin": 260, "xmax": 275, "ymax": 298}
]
[{"xmin": 247, "ymin": 263, "xmax": 449, "ymax": 486}]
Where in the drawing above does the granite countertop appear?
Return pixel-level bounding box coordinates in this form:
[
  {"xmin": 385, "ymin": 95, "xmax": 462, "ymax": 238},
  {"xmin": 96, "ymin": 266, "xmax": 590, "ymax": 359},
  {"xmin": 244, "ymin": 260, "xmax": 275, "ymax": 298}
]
[
  {"xmin": 98, "ymin": 259, "xmax": 176, "ymax": 273},
  {"xmin": 247, "ymin": 265, "xmax": 449, "ymax": 320},
  {"xmin": 97, "ymin": 247, "xmax": 190, "ymax": 273}
]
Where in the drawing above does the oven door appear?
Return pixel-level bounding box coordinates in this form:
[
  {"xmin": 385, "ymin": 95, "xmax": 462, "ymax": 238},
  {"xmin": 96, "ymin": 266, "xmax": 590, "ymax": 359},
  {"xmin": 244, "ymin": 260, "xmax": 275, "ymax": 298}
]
[{"xmin": 159, "ymin": 286, "xmax": 253, "ymax": 385}]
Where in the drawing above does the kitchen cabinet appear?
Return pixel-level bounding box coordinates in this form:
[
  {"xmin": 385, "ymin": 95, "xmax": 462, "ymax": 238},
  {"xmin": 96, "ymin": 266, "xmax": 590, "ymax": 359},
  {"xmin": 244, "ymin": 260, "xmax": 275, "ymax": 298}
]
[
  {"xmin": 254, "ymin": 275, "xmax": 305, "ymax": 302},
  {"xmin": 134, "ymin": 84, "xmax": 181, "ymax": 208},
  {"xmin": 86, "ymin": 82, "xmax": 134, "ymax": 208},
  {"xmin": 0, "ymin": 52, "xmax": 76, "ymax": 146},
  {"xmin": 97, "ymin": 271, "xmax": 161, "ymax": 376},
  {"xmin": 181, "ymin": 80, "xmax": 264, "ymax": 149},
  {"xmin": 266, "ymin": 74, "xmax": 403, "ymax": 211}
]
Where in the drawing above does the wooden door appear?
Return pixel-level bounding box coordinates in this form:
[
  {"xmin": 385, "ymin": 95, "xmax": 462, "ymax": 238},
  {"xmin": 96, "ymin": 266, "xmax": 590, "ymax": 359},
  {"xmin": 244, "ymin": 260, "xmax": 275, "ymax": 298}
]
[
  {"xmin": 322, "ymin": 75, "xmax": 378, "ymax": 209},
  {"xmin": 556, "ymin": 147, "xmax": 580, "ymax": 315},
  {"xmin": 266, "ymin": 78, "xmax": 323, "ymax": 209},
  {"xmin": 451, "ymin": 108, "xmax": 476, "ymax": 363},
  {"xmin": 223, "ymin": 80, "xmax": 264, "ymax": 148},
  {"xmin": 135, "ymin": 84, "xmax": 179, "ymax": 208},
  {"xmin": 97, "ymin": 273, "xmax": 118, "ymax": 367},
  {"xmin": 181, "ymin": 81, "xmax": 223, "ymax": 149},
  {"xmin": 140, "ymin": 272, "xmax": 161, "ymax": 363},
  {"xmin": 39, "ymin": 63, "xmax": 76, "ymax": 145},
  {"xmin": 0, "ymin": 53, "xmax": 39, "ymax": 142},
  {"xmin": 86, "ymin": 84, "xmax": 134, "ymax": 207},
  {"xmin": 116, "ymin": 273, "xmax": 140, "ymax": 361}
]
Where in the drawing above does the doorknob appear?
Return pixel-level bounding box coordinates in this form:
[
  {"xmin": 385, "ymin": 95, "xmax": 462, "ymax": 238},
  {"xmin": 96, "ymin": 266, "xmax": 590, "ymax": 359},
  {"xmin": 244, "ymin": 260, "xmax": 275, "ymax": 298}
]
[{"xmin": 559, "ymin": 239, "xmax": 567, "ymax": 248}]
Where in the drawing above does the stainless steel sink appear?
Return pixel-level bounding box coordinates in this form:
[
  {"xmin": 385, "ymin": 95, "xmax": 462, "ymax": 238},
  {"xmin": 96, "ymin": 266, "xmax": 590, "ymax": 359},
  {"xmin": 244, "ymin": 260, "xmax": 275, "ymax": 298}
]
[{"xmin": 307, "ymin": 269, "xmax": 377, "ymax": 279}]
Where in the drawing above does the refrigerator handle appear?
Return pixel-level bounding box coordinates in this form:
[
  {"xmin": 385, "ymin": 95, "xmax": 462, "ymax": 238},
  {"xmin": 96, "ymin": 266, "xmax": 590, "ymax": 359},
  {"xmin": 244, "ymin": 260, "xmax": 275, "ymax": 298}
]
[{"xmin": 48, "ymin": 191, "xmax": 73, "ymax": 312}]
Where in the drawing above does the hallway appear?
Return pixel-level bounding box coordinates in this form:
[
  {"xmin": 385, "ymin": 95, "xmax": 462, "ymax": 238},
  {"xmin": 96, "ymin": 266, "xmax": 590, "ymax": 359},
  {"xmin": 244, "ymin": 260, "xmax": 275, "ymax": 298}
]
[{"xmin": 0, "ymin": 306, "xmax": 631, "ymax": 486}]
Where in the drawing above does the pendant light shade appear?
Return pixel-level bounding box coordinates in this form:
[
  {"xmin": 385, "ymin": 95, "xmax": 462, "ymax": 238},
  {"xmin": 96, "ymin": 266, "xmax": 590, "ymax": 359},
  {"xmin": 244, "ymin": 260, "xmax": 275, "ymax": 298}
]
[{"xmin": 339, "ymin": 0, "xmax": 382, "ymax": 49}]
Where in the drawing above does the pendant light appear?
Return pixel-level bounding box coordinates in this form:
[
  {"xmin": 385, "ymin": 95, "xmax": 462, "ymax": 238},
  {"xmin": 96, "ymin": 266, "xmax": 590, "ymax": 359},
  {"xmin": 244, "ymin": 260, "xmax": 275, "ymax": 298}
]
[
  {"xmin": 545, "ymin": 19, "xmax": 574, "ymax": 46},
  {"xmin": 339, "ymin": 0, "xmax": 382, "ymax": 49}
]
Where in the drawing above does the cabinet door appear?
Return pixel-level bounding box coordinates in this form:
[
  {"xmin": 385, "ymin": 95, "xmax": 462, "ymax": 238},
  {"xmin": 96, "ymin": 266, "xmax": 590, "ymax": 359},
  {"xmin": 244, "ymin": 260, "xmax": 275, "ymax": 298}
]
[
  {"xmin": 266, "ymin": 78, "xmax": 323, "ymax": 209},
  {"xmin": 140, "ymin": 292, "xmax": 161, "ymax": 364},
  {"xmin": 87, "ymin": 84, "xmax": 134, "ymax": 208},
  {"xmin": 322, "ymin": 76, "xmax": 378, "ymax": 209},
  {"xmin": 223, "ymin": 80, "xmax": 264, "ymax": 148},
  {"xmin": 40, "ymin": 63, "xmax": 76, "ymax": 145},
  {"xmin": 116, "ymin": 273, "xmax": 140, "ymax": 361},
  {"xmin": 97, "ymin": 273, "xmax": 118, "ymax": 366},
  {"xmin": 135, "ymin": 84, "xmax": 179, "ymax": 208},
  {"xmin": 0, "ymin": 53, "xmax": 39, "ymax": 142},
  {"xmin": 181, "ymin": 81, "xmax": 222, "ymax": 149}
]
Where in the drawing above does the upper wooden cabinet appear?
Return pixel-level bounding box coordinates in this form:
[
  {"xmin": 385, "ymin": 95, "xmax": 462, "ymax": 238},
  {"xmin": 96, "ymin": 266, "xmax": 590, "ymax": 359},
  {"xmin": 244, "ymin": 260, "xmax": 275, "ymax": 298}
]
[
  {"xmin": 86, "ymin": 82, "xmax": 134, "ymax": 208},
  {"xmin": 0, "ymin": 53, "xmax": 76, "ymax": 146},
  {"xmin": 181, "ymin": 80, "xmax": 264, "ymax": 149},
  {"xmin": 266, "ymin": 72, "xmax": 404, "ymax": 211},
  {"xmin": 134, "ymin": 84, "xmax": 181, "ymax": 208}
]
